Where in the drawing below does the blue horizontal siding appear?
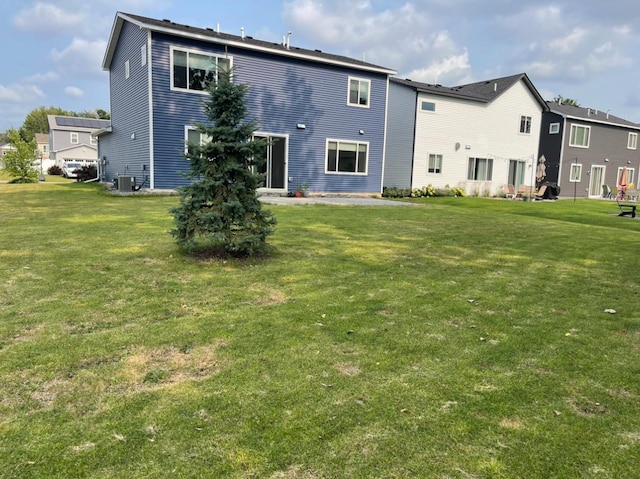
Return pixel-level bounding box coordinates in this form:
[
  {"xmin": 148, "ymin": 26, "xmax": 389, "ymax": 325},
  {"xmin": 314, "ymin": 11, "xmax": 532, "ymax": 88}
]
[
  {"xmin": 101, "ymin": 21, "xmax": 151, "ymax": 187},
  {"xmin": 149, "ymin": 32, "xmax": 388, "ymax": 193}
]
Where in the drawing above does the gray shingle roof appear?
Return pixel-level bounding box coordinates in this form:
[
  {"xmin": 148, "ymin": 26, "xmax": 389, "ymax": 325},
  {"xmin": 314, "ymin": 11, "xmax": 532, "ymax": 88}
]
[
  {"xmin": 547, "ymin": 101, "xmax": 640, "ymax": 129},
  {"xmin": 103, "ymin": 12, "xmax": 396, "ymax": 75},
  {"xmin": 391, "ymin": 73, "xmax": 548, "ymax": 110}
]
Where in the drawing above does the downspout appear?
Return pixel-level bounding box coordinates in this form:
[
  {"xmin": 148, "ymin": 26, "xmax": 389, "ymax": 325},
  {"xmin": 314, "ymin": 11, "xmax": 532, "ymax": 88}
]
[
  {"xmin": 380, "ymin": 75, "xmax": 391, "ymax": 195},
  {"xmin": 557, "ymin": 116, "xmax": 567, "ymax": 185},
  {"xmin": 147, "ymin": 31, "xmax": 155, "ymax": 189}
]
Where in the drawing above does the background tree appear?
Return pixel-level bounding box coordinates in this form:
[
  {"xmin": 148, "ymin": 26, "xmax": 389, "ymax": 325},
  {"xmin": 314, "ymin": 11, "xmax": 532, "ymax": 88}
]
[
  {"xmin": 553, "ymin": 95, "xmax": 580, "ymax": 107},
  {"xmin": 18, "ymin": 106, "xmax": 110, "ymax": 140},
  {"xmin": 19, "ymin": 106, "xmax": 69, "ymax": 140},
  {"xmin": 3, "ymin": 129, "xmax": 38, "ymax": 183},
  {"xmin": 170, "ymin": 69, "xmax": 276, "ymax": 256}
]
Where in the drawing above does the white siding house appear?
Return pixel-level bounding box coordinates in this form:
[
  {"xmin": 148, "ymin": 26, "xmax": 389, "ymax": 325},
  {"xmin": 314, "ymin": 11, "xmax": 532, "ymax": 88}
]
[{"xmin": 385, "ymin": 73, "xmax": 548, "ymax": 196}]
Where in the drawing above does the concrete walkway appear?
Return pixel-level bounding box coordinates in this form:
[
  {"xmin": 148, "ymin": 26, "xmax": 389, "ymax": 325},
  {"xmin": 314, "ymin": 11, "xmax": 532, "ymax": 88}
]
[{"xmin": 259, "ymin": 195, "xmax": 419, "ymax": 206}]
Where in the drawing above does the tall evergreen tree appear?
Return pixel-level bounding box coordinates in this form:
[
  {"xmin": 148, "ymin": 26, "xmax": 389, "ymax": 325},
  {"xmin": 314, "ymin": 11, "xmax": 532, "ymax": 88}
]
[{"xmin": 170, "ymin": 68, "xmax": 276, "ymax": 256}]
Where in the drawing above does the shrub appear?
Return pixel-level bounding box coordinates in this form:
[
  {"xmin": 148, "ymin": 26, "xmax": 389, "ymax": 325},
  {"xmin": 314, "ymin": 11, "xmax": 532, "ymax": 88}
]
[
  {"xmin": 48, "ymin": 165, "xmax": 63, "ymax": 176},
  {"xmin": 74, "ymin": 164, "xmax": 97, "ymax": 182},
  {"xmin": 382, "ymin": 187, "xmax": 412, "ymax": 198}
]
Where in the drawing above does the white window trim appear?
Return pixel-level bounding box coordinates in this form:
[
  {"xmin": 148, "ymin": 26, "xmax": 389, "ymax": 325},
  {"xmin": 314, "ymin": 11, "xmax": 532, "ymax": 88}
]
[
  {"xmin": 125, "ymin": 59, "xmax": 130, "ymax": 79},
  {"xmin": 70, "ymin": 132, "xmax": 79, "ymax": 144},
  {"xmin": 519, "ymin": 115, "xmax": 532, "ymax": 135},
  {"xmin": 617, "ymin": 167, "xmax": 635, "ymax": 186},
  {"xmin": 628, "ymin": 132, "xmax": 638, "ymax": 150},
  {"xmin": 184, "ymin": 125, "xmax": 212, "ymax": 154},
  {"xmin": 170, "ymin": 46, "xmax": 233, "ymax": 95},
  {"xmin": 549, "ymin": 122, "xmax": 560, "ymax": 134},
  {"xmin": 569, "ymin": 163, "xmax": 582, "ymax": 182},
  {"xmin": 325, "ymin": 138, "xmax": 369, "ymax": 175},
  {"xmin": 569, "ymin": 124, "xmax": 591, "ymax": 148},
  {"xmin": 347, "ymin": 76, "xmax": 371, "ymax": 109},
  {"xmin": 420, "ymin": 101, "xmax": 436, "ymax": 114},
  {"xmin": 428, "ymin": 153, "xmax": 442, "ymax": 174},
  {"xmin": 141, "ymin": 44, "xmax": 147, "ymax": 66},
  {"xmin": 90, "ymin": 136, "xmax": 97, "ymax": 146}
]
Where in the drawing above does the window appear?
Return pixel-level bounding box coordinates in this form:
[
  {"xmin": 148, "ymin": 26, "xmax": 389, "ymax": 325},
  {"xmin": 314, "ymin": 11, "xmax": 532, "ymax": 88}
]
[
  {"xmin": 569, "ymin": 163, "xmax": 582, "ymax": 182},
  {"xmin": 348, "ymin": 77, "xmax": 370, "ymax": 107},
  {"xmin": 628, "ymin": 132, "xmax": 638, "ymax": 150},
  {"xmin": 549, "ymin": 122, "xmax": 560, "ymax": 134},
  {"xmin": 185, "ymin": 126, "xmax": 212, "ymax": 156},
  {"xmin": 70, "ymin": 132, "xmax": 79, "ymax": 144},
  {"xmin": 90, "ymin": 136, "xmax": 97, "ymax": 146},
  {"xmin": 172, "ymin": 48, "xmax": 231, "ymax": 92},
  {"xmin": 42, "ymin": 145, "xmax": 49, "ymax": 153},
  {"xmin": 467, "ymin": 157, "xmax": 493, "ymax": 181},
  {"xmin": 326, "ymin": 140, "xmax": 368, "ymax": 174},
  {"xmin": 428, "ymin": 154, "xmax": 442, "ymax": 173},
  {"xmin": 125, "ymin": 60, "xmax": 130, "ymax": 79},
  {"xmin": 141, "ymin": 44, "xmax": 147, "ymax": 66},
  {"xmin": 520, "ymin": 116, "xmax": 532, "ymax": 134},
  {"xmin": 421, "ymin": 101, "xmax": 436, "ymax": 112},
  {"xmin": 569, "ymin": 124, "xmax": 590, "ymax": 148},
  {"xmin": 617, "ymin": 167, "xmax": 635, "ymax": 186},
  {"xmin": 508, "ymin": 159, "xmax": 526, "ymax": 187}
]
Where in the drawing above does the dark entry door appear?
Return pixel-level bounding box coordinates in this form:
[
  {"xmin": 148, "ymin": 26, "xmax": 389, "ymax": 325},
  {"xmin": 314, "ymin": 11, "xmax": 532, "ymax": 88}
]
[{"xmin": 254, "ymin": 134, "xmax": 286, "ymax": 190}]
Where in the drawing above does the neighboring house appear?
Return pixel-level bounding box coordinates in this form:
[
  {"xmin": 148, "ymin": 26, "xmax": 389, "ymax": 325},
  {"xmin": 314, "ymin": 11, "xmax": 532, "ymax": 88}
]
[
  {"xmin": 538, "ymin": 101, "xmax": 640, "ymax": 199},
  {"xmin": 48, "ymin": 115, "xmax": 111, "ymax": 167},
  {"xmin": 0, "ymin": 143, "xmax": 16, "ymax": 168},
  {"xmin": 35, "ymin": 132, "xmax": 54, "ymax": 173},
  {"xmin": 97, "ymin": 12, "xmax": 396, "ymax": 193},
  {"xmin": 385, "ymin": 73, "xmax": 548, "ymax": 196}
]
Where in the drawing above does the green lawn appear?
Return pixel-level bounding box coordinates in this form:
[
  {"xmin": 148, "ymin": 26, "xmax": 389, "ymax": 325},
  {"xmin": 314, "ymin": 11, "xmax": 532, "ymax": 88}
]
[{"xmin": 1, "ymin": 183, "xmax": 639, "ymax": 478}]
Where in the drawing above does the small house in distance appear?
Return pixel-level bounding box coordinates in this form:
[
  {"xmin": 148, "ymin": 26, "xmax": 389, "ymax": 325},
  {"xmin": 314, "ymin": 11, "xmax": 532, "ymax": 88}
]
[
  {"xmin": 98, "ymin": 12, "xmax": 396, "ymax": 194},
  {"xmin": 47, "ymin": 115, "xmax": 111, "ymax": 168},
  {"xmin": 384, "ymin": 73, "xmax": 548, "ymax": 196},
  {"xmin": 538, "ymin": 101, "xmax": 640, "ymax": 199}
]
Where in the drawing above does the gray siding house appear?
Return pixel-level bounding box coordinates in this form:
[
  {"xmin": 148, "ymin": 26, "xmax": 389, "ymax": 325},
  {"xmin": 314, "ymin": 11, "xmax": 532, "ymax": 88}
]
[
  {"xmin": 539, "ymin": 102, "xmax": 640, "ymax": 198},
  {"xmin": 98, "ymin": 12, "xmax": 396, "ymax": 194},
  {"xmin": 48, "ymin": 115, "xmax": 111, "ymax": 167}
]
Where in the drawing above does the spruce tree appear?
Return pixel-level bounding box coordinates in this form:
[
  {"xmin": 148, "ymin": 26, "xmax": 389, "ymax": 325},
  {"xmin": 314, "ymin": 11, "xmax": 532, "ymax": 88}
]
[{"xmin": 170, "ymin": 68, "xmax": 276, "ymax": 256}]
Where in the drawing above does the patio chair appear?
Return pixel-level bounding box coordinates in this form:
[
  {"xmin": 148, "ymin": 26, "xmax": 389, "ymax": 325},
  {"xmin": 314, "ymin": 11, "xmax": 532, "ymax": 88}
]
[
  {"xmin": 602, "ymin": 185, "xmax": 612, "ymax": 199},
  {"xmin": 504, "ymin": 184, "xmax": 516, "ymax": 199}
]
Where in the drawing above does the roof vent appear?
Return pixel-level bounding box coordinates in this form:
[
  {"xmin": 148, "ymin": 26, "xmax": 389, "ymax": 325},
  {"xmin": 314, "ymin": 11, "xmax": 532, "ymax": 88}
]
[
  {"xmin": 587, "ymin": 108, "xmax": 591, "ymax": 116},
  {"xmin": 494, "ymin": 83, "xmax": 497, "ymax": 92},
  {"xmin": 282, "ymin": 31, "xmax": 292, "ymax": 49},
  {"xmin": 241, "ymin": 27, "xmax": 245, "ymax": 39}
]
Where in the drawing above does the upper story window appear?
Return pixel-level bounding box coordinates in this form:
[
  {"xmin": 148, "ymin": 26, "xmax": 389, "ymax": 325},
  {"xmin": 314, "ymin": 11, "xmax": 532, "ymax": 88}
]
[
  {"xmin": 70, "ymin": 132, "xmax": 79, "ymax": 144},
  {"xmin": 348, "ymin": 77, "xmax": 370, "ymax": 108},
  {"xmin": 467, "ymin": 157, "xmax": 493, "ymax": 181},
  {"xmin": 628, "ymin": 132, "xmax": 638, "ymax": 150},
  {"xmin": 520, "ymin": 115, "xmax": 532, "ymax": 134},
  {"xmin": 549, "ymin": 122, "xmax": 560, "ymax": 134},
  {"xmin": 42, "ymin": 144, "xmax": 49, "ymax": 153},
  {"xmin": 326, "ymin": 139, "xmax": 368, "ymax": 175},
  {"xmin": 141, "ymin": 44, "xmax": 147, "ymax": 66},
  {"xmin": 90, "ymin": 136, "xmax": 97, "ymax": 146},
  {"xmin": 428, "ymin": 154, "xmax": 442, "ymax": 173},
  {"xmin": 421, "ymin": 101, "xmax": 436, "ymax": 112},
  {"xmin": 569, "ymin": 124, "xmax": 590, "ymax": 148},
  {"xmin": 172, "ymin": 48, "xmax": 231, "ymax": 93},
  {"xmin": 569, "ymin": 163, "xmax": 582, "ymax": 182}
]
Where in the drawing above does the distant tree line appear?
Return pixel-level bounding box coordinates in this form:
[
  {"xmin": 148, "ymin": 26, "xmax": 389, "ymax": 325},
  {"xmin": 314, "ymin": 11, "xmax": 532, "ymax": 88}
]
[{"xmin": 1, "ymin": 106, "xmax": 110, "ymax": 143}]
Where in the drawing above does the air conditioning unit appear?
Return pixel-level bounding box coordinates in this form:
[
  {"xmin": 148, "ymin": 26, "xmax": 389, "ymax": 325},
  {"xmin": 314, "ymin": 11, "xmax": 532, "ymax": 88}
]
[{"xmin": 118, "ymin": 175, "xmax": 134, "ymax": 192}]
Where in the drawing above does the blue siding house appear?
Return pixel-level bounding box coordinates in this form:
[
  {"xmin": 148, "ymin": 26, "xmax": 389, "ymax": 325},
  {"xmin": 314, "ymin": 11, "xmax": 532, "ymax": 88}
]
[{"xmin": 98, "ymin": 12, "xmax": 396, "ymax": 194}]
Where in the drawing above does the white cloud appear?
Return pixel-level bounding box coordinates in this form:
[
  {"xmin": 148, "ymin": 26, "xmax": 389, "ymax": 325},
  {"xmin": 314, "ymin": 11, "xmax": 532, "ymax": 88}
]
[
  {"xmin": 25, "ymin": 71, "xmax": 59, "ymax": 83},
  {"xmin": 51, "ymin": 38, "xmax": 108, "ymax": 77},
  {"xmin": 548, "ymin": 28, "xmax": 587, "ymax": 55},
  {"xmin": 0, "ymin": 84, "xmax": 45, "ymax": 102},
  {"xmin": 283, "ymin": 0, "xmax": 469, "ymax": 82},
  {"xmin": 65, "ymin": 86, "xmax": 84, "ymax": 98},
  {"xmin": 13, "ymin": 2, "xmax": 85, "ymax": 35},
  {"xmin": 404, "ymin": 50, "xmax": 471, "ymax": 85}
]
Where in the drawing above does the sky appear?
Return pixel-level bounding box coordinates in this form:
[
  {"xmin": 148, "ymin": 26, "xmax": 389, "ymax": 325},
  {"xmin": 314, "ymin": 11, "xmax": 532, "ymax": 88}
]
[{"xmin": 1, "ymin": 0, "xmax": 640, "ymax": 133}]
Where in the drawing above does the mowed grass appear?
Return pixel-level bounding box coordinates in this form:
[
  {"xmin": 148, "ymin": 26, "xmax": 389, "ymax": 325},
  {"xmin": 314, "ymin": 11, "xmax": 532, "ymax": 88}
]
[{"xmin": 1, "ymin": 183, "xmax": 640, "ymax": 478}]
